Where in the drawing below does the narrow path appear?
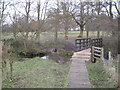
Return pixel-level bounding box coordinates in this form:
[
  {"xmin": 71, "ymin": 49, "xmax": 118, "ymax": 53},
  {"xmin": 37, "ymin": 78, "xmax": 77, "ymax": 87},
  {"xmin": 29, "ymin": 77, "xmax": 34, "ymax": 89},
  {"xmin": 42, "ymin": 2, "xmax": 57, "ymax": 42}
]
[{"xmin": 66, "ymin": 48, "xmax": 91, "ymax": 88}]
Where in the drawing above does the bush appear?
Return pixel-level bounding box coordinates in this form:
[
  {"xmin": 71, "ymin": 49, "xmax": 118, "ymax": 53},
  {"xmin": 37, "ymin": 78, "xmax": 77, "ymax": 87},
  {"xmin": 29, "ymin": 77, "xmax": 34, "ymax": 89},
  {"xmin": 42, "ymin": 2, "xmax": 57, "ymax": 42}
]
[
  {"xmin": 1, "ymin": 39, "xmax": 14, "ymax": 44},
  {"xmin": 1, "ymin": 38, "xmax": 24, "ymax": 50},
  {"xmin": 10, "ymin": 39, "xmax": 24, "ymax": 49},
  {"xmin": 102, "ymin": 36, "xmax": 118, "ymax": 57}
]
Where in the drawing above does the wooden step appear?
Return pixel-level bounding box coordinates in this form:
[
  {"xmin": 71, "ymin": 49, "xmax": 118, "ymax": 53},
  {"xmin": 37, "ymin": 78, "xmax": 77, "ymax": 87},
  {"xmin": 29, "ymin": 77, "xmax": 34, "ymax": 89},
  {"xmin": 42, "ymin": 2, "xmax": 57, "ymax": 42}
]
[
  {"xmin": 71, "ymin": 58, "xmax": 90, "ymax": 61},
  {"xmin": 72, "ymin": 55, "xmax": 90, "ymax": 59},
  {"xmin": 74, "ymin": 53, "xmax": 91, "ymax": 56}
]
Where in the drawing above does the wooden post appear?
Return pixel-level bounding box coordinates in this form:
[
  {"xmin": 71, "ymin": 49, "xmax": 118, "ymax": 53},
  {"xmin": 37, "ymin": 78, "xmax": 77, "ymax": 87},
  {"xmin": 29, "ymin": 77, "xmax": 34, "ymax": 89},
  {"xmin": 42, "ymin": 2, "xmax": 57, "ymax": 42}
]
[
  {"xmin": 109, "ymin": 51, "xmax": 112, "ymax": 67},
  {"xmin": 92, "ymin": 46, "xmax": 94, "ymax": 54},
  {"xmin": 101, "ymin": 47, "xmax": 104, "ymax": 63},
  {"xmin": 101, "ymin": 38, "xmax": 102, "ymax": 47},
  {"xmin": 92, "ymin": 46, "xmax": 94, "ymax": 61},
  {"xmin": 80, "ymin": 39, "xmax": 81, "ymax": 50}
]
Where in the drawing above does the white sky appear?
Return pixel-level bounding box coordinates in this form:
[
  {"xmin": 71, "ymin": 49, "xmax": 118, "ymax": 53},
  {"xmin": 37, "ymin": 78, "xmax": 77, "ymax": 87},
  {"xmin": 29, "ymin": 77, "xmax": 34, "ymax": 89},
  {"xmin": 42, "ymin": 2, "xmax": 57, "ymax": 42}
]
[{"xmin": 1, "ymin": 0, "xmax": 120, "ymax": 24}]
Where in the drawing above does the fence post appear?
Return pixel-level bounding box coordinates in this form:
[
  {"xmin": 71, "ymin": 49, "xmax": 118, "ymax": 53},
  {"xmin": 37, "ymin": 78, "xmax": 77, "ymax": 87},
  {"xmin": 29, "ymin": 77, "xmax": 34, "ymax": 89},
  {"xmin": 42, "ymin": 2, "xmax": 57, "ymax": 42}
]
[
  {"xmin": 91, "ymin": 46, "xmax": 94, "ymax": 62},
  {"xmin": 92, "ymin": 46, "xmax": 94, "ymax": 54},
  {"xmin": 101, "ymin": 47, "xmax": 104, "ymax": 63},
  {"xmin": 109, "ymin": 51, "xmax": 112, "ymax": 67}
]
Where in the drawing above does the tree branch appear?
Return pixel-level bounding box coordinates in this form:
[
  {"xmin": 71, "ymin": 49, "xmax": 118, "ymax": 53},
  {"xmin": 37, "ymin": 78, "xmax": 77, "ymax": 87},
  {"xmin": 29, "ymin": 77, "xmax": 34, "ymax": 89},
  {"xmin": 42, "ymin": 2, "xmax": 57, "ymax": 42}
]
[{"xmin": 71, "ymin": 13, "xmax": 81, "ymax": 26}]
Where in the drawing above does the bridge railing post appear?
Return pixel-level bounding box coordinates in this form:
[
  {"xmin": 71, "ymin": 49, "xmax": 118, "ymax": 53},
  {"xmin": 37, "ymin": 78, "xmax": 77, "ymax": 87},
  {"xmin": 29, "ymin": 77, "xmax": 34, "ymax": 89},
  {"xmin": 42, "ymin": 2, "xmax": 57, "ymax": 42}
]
[
  {"xmin": 101, "ymin": 47, "xmax": 104, "ymax": 62},
  {"xmin": 91, "ymin": 46, "xmax": 95, "ymax": 63}
]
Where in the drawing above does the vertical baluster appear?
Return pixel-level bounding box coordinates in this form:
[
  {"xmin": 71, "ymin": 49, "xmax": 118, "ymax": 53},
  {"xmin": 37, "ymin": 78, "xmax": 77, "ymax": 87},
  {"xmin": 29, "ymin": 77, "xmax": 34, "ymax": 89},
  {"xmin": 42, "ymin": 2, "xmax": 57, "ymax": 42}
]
[{"xmin": 80, "ymin": 39, "xmax": 81, "ymax": 50}]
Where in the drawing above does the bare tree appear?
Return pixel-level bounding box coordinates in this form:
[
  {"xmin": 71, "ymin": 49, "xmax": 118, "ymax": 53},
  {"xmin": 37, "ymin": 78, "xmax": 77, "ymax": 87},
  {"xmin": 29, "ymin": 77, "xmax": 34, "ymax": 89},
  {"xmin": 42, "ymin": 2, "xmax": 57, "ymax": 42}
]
[
  {"xmin": 61, "ymin": 2, "xmax": 71, "ymax": 39},
  {"xmin": 86, "ymin": 2, "xmax": 90, "ymax": 38},
  {"xmin": 71, "ymin": 1, "xmax": 86, "ymax": 37},
  {"xmin": 8, "ymin": 11, "xmax": 19, "ymax": 41},
  {"xmin": 54, "ymin": 0, "xmax": 60, "ymax": 42},
  {"xmin": 0, "ymin": 2, "xmax": 9, "ymax": 85},
  {"xmin": 13, "ymin": 0, "xmax": 32, "ymax": 53},
  {"xmin": 21, "ymin": 0, "xmax": 31, "ymax": 53},
  {"xmin": 35, "ymin": 0, "xmax": 48, "ymax": 42},
  {"xmin": 0, "ymin": 1, "xmax": 9, "ymax": 37},
  {"xmin": 89, "ymin": 1, "xmax": 103, "ymax": 38},
  {"xmin": 102, "ymin": 0, "xmax": 119, "ymax": 36},
  {"xmin": 0, "ymin": 1, "xmax": 4, "ymax": 31},
  {"xmin": 96, "ymin": 1, "xmax": 102, "ymax": 38}
]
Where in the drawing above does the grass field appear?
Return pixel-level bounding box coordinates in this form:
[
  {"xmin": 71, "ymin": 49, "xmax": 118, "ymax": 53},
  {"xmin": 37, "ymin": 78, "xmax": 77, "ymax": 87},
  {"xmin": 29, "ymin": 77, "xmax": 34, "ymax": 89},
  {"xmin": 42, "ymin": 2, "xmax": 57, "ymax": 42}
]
[
  {"xmin": 86, "ymin": 61, "xmax": 116, "ymax": 88},
  {"xmin": 2, "ymin": 57, "xmax": 71, "ymax": 88},
  {"xmin": 1, "ymin": 31, "xmax": 109, "ymax": 40}
]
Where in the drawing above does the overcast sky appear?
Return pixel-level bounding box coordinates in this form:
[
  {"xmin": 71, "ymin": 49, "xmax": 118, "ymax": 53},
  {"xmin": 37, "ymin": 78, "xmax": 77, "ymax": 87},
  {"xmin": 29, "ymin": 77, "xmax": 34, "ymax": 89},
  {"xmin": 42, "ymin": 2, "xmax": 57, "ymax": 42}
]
[{"xmin": 1, "ymin": 0, "xmax": 120, "ymax": 24}]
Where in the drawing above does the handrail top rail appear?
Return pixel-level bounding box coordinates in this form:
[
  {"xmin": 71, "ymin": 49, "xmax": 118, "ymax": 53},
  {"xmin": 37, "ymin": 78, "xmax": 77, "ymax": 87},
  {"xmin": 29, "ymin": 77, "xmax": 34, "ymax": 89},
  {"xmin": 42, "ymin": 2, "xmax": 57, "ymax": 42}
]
[
  {"xmin": 92, "ymin": 38, "xmax": 102, "ymax": 39},
  {"xmin": 76, "ymin": 38, "xmax": 91, "ymax": 40},
  {"xmin": 76, "ymin": 38, "xmax": 102, "ymax": 39}
]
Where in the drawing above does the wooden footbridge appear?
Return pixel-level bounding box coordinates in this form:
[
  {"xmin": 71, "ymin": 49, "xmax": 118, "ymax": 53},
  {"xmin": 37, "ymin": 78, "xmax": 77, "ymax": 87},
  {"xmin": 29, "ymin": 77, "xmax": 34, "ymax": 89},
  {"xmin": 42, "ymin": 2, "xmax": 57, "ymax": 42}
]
[{"xmin": 66, "ymin": 38, "xmax": 103, "ymax": 88}]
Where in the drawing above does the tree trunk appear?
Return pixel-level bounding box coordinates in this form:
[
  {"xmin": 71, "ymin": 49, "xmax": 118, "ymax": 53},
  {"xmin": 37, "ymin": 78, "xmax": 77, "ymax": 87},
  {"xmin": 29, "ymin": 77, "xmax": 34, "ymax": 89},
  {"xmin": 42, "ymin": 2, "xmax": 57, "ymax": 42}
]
[
  {"xmin": 86, "ymin": 23, "xmax": 89, "ymax": 38},
  {"xmin": 36, "ymin": 1, "xmax": 40, "ymax": 43},
  {"xmin": 65, "ymin": 23, "xmax": 68, "ymax": 38},
  {"xmin": 55, "ymin": 27, "xmax": 58, "ymax": 42},
  {"xmin": 23, "ymin": 38, "xmax": 27, "ymax": 53},
  {"xmin": 13, "ymin": 33, "xmax": 17, "ymax": 41},
  {"xmin": 97, "ymin": 31, "xmax": 100, "ymax": 38},
  {"xmin": 24, "ymin": 1, "xmax": 30, "ymax": 53},
  {"xmin": 62, "ymin": 2, "xmax": 69, "ymax": 39},
  {"xmin": 79, "ymin": 26, "xmax": 84, "ymax": 37},
  {"xmin": 86, "ymin": 31, "xmax": 89, "ymax": 38},
  {"xmin": 96, "ymin": 1, "xmax": 101, "ymax": 38},
  {"xmin": 79, "ymin": 30, "xmax": 83, "ymax": 37},
  {"xmin": 55, "ymin": 0, "xmax": 59, "ymax": 42},
  {"xmin": 36, "ymin": 29, "xmax": 40, "ymax": 42}
]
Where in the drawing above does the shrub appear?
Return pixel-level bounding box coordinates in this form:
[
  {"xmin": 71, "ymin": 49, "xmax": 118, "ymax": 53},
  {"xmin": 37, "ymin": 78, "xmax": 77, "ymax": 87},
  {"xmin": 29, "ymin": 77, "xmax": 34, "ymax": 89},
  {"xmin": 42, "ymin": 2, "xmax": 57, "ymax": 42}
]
[
  {"xmin": 1, "ymin": 39, "xmax": 14, "ymax": 45},
  {"xmin": 102, "ymin": 36, "xmax": 118, "ymax": 57},
  {"xmin": 10, "ymin": 39, "xmax": 24, "ymax": 49},
  {"xmin": 2, "ymin": 43, "xmax": 16, "ymax": 81}
]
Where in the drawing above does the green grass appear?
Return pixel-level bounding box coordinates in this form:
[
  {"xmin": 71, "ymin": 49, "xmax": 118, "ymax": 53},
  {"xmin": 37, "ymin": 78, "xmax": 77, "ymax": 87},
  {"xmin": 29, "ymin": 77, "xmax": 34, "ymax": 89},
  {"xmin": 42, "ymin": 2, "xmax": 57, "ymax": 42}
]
[
  {"xmin": 112, "ymin": 58, "xmax": 118, "ymax": 73},
  {"xmin": 86, "ymin": 61, "xmax": 116, "ymax": 88},
  {"xmin": 2, "ymin": 31, "xmax": 105, "ymax": 41},
  {"xmin": 2, "ymin": 57, "xmax": 71, "ymax": 88}
]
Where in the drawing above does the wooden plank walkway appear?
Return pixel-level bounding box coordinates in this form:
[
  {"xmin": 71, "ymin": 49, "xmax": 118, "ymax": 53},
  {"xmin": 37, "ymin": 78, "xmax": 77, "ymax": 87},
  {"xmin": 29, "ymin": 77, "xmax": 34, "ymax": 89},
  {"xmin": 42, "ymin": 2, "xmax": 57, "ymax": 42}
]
[{"xmin": 66, "ymin": 48, "xmax": 91, "ymax": 88}]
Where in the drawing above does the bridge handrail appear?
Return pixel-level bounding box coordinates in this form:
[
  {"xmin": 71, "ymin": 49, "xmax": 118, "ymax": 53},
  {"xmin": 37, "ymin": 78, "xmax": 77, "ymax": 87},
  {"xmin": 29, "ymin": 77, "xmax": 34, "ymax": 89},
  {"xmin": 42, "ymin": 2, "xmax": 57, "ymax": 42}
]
[{"xmin": 75, "ymin": 38, "xmax": 102, "ymax": 51}]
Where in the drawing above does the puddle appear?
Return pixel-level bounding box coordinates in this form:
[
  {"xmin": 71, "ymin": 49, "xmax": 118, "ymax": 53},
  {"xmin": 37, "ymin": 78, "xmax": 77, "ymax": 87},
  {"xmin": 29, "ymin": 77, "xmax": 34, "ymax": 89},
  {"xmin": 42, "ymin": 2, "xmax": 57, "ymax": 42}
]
[{"xmin": 40, "ymin": 56, "xmax": 49, "ymax": 59}]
